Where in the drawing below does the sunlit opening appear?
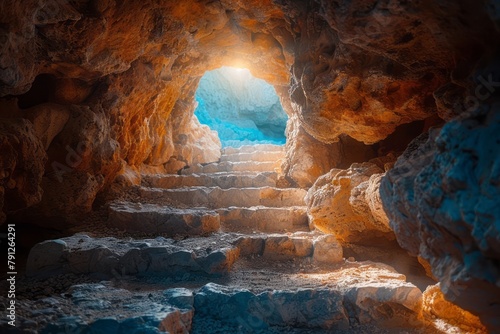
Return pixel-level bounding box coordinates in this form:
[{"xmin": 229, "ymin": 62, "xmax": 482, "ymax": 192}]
[{"xmin": 194, "ymin": 66, "xmax": 287, "ymax": 148}]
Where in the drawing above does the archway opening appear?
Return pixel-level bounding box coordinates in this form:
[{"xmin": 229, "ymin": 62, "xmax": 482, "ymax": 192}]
[{"xmin": 194, "ymin": 66, "xmax": 288, "ymax": 147}]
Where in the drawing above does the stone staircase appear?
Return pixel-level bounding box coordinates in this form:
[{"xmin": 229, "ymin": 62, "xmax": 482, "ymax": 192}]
[
  {"xmin": 111, "ymin": 144, "xmax": 309, "ymax": 235},
  {"xmin": 14, "ymin": 145, "xmax": 437, "ymax": 334}
]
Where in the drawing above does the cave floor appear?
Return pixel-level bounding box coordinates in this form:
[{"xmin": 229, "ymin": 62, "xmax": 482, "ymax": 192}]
[
  {"xmin": 2, "ymin": 252, "xmax": 461, "ymax": 334},
  {"xmin": 0, "ymin": 145, "xmax": 470, "ymax": 333}
]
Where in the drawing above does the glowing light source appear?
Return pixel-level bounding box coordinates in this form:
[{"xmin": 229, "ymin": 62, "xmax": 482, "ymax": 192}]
[{"xmin": 194, "ymin": 66, "xmax": 287, "ymax": 147}]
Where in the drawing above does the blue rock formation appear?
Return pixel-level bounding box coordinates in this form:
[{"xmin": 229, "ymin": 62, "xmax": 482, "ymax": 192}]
[{"xmin": 195, "ymin": 67, "xmax": 287, "ymax": 147}]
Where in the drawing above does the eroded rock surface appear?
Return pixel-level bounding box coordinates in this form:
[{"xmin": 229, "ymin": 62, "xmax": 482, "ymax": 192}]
[
  {"xmin": 422, "ymin": 284, "xmax": 487, "ymax": 333},
  {"xmin": 108, "ymin": 201, "xmax": 221, "ymax": 236},
  {"xmin": 6, "ymin": 283, "xmax": 194, "ymax": 334},
  {"xmin": 0, "ymin": 1, "xmax": 498, "ymax": 331},
  {"xmin": 381, "ymin": 106, "xmax": 500, "ymax": 331},
  {"xmin": 26, "ymin": 234, "xmax": 240, "ymax": 278},
  {"xmin": 306, "ymin": 163, "xmax": 394, "ymax": 244},
  {"xmin": 1, "ymin": 0, "xmax": 498, "ymax": 225},
  {"xmin": 0, "ymin": 118, "xmax": 47, "ymax": 223},
  {"xmin": 281, "ymin": 114, "xmax": 377, "ymax": 188}
]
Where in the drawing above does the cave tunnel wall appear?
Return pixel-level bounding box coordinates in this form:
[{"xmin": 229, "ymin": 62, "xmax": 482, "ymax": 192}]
[{"xmin": 1, "ymin": 0, "xmax": 500, "ymax": 329}]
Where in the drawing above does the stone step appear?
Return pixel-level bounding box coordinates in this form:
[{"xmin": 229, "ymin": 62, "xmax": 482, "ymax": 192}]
[
  {"xmin": 220, "ymin": 150, "xmax": 285, "ymax": 163},
  {"xmin": 217, "ymin": 206, "xmax": 309, "ymax": 233},
  {"xmin": 36, "ymin": 283, "xmax": 193, "ymax": 334},
  {"xmin": 231, "ymin": 231, "xmax": 344, "ymax": 264},
  {"xmin": 234, "ymin": 233, "xmax": 314, "ymax": 260},
  {"xmin": 25, "ymin": 231, "xmax": 344, "ymax": 280},
  {"xmin": 26, "ymin": 234, "xmax": 240, "ymax": 278},
  {"xmin": 180, "ymin": 160, "xmax": 280, "ymax": 174},
  {"xmin": 191, "ymin": 265, "xmax": 423, "ymax": 332},
  {"xmin": 143, "ymin": 171, "xmax": 278, "ymax": 189},
  {"xmin": 193, "ymin": 282, "xmax": 349, "ymax": 331},
  {"xmin": 139, "ymin": 186, "xmax": 307, "ymax": 208},
  {"xmin": 107, "ymin": 201, "xmax": 220, "ymax": 236},
  {"xmin": 223, "ymin": 144, "xmax": 284, "ymax": 155},
  {"xmin": 108, "ymin": 202, "xmax": 308, "ymax": 236},
  {"xmin": 23, "ymin": 262, "xmax": 424, "ymax": 333}
]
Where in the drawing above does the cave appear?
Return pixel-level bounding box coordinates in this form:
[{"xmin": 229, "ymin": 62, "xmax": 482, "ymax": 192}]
[
  {"xmin": 194, "ymin": 66, "xmax": 287, "ymax": 147},
  {"xmin": 0, "ymin": 1, "xmax": 499, "ymax": 333}
]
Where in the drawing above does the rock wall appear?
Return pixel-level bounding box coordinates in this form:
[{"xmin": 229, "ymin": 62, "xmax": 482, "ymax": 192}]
[
  {"xmin": 0, "ymin": 0, "xmax": 291, "ymax": 224},
  {"xmin": 422, "ymin": 284, "xmax": 487, "ymax": 333},
  {"xmin": 1, "ymin": 0, "xmax": 499, "ymax": 329},
  {"xmin": 0, "ymin": 118, "xmax": 47, "ymax": 220},
  {"xmin": 381, "ymin": 105, "xmax": 500, "ymax": 330},
  {"xmin": 1, "ymin": 0, "xmax": 498, "ymax": 225},
  {"xmin": 286, "ymin": 0, "xmax": 498, "ymax": 144}
]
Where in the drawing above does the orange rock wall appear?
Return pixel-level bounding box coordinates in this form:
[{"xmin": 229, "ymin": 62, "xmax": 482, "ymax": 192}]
[{"xmin": 0, "ymin": 1, "xmax": 498, "ymax": 227}]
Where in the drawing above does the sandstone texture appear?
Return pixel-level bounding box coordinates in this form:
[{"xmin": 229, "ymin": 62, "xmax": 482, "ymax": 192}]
[
  {"xmin": 313, "ymin": 234, "xmax": 343, "ymax": 264},
  {"xmin": 281, "ymin": 113, "xmax": 378, "ymax": 188},
  {"xmin": 0, "ymin": 1, "xmax": 499, "ymax": 331},
  {"xmin": 1, "ymin": 0, "xmax": 498, "ymax": 224},
  {"xmin": 422, "ymin": 284, "xmax": 487, "ymax": 333},
  {"xmin": 381, "ymin": 106, "xmax": 500, "ymax": 330},
  {"xmin": 306, "ymin": 163, "xmax": 394, "ymax": 244}
]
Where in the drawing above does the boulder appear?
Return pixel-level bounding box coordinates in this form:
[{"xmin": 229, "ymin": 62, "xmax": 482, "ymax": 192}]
[
  {"xmin": 25, "ymin": 239, "xmax": 67, "ymax": 277},
  {"xmin": 306, "ymin": 163, "xmax": 394, "ymax": 244}
]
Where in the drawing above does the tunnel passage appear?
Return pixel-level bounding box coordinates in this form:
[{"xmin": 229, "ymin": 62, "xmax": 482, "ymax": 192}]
[
  {"xmin": 0, "ymin": 0, "xmax": 498, "ymax": 332},
  {"xmin": 194, "ymin": 66, "xmax": 287, "ymax": 147}
]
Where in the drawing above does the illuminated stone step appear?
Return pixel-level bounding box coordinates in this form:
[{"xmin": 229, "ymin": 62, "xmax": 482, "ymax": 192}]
[
  {"xmin": 108, "ymin": 200, "xmax": 307, "ymax": 234},
  {"xmin": 230, "ymin": 230, "xmax": 343, "ymax": 264},
  {"xmin": 107, "ymin": 201, "xmax": 220, "ymax": 236},
  {"xmin": 25, "ymin": 231, "xmax": 328, "ymax": 279},
  {"xmin": 191, "ymin": 264, "xmax": 422, "ymax": 332},
  {"xmin": 220, "ymin": 150, "xmax": 285, "ymax": 163},
  {"xmin": 217, "ymin": 206, "xmax": 309, "ymax": 233},
  {"xmin": 138, "ymin": 186, "xmax": 307, "ymax": 208},
  {"xmin": 143, "ymin": 172, "xmax": 279, "ymax": 189},
  {"xmin": 180, "ymin": 160, "xmax": 280, "ymax": 174},
  {"xmin": 222, "ymin": 144, "xmax": 285, "ymax": 155},
  {"xmin": 233, "ymin": 231, "xmax": 318, "ymax": 260},
  {"xmin": 26, "ymin": 250, "xmax": 423, "ymax": 333},
  {"xmin": 26, "ymin": 234, "xmax": 240, "ymax": 278},
  {"xmin": 31, "ymin": 260, "xmax": 423, "ymax": 334}
]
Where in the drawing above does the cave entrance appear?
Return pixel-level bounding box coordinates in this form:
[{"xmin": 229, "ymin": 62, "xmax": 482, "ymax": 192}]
[{"xmin": 194, "ymin": 66, "xmax": 287, "ymax": 147}]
